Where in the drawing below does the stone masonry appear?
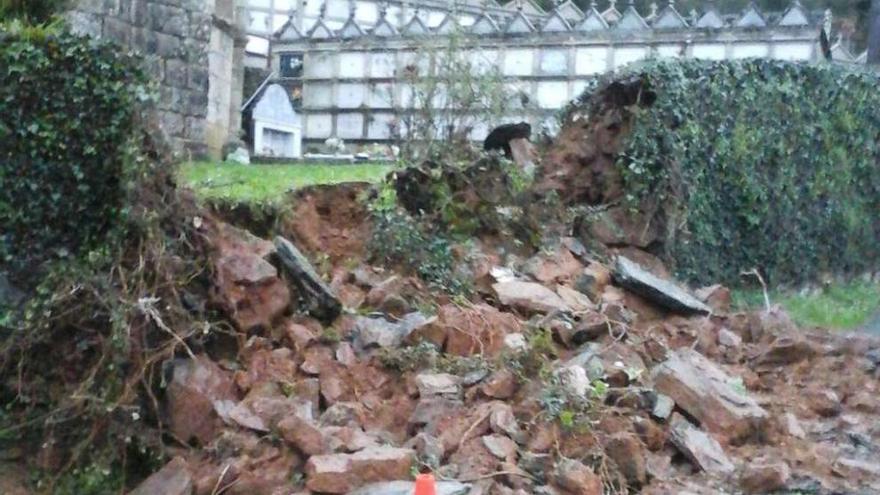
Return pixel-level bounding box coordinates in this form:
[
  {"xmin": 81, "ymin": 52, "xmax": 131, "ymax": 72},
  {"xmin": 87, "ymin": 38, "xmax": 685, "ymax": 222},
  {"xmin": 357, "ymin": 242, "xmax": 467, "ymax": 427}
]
[{"xmin": 67, "ymin": 0, "xmax": 246, "ymax": 158}]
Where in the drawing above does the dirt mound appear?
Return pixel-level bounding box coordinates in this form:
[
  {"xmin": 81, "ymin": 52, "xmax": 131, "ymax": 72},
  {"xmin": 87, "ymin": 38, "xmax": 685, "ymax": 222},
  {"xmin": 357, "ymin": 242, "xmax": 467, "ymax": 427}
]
[
  {"xmin": 537, "ymin": 76, "xmax": 655, "ymax": 205},
  {"xmin": 280, "ymin": 182, "xmax": 373, "ymax": 264},
  {"xmin": 122, "ymin": 213, "xmax": 880, "ymax": 495}
]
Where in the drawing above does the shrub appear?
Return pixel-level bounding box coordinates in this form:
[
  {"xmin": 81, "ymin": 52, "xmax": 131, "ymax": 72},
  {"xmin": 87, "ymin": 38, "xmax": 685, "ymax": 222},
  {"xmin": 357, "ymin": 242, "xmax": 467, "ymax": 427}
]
[
  {"xmin": 0, "ymin": 0, "xmax": 67, "ymax": 23},
  {"xmin": 0, "ymin": 26, "xmax": 148, "ymax": 282},
  {"xmin": 600, "ymin": 59, "xmax": 880, "ymax": 286}
]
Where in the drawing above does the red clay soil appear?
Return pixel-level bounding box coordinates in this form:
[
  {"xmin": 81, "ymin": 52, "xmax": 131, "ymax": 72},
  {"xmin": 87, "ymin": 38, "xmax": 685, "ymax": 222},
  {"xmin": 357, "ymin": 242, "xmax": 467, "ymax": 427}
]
[
  {"xmin": 537, "ymin": 108, "xmax": 628, "ymax": 205},
  {"xmin": 279, "ymin": 182, "xmax": 373, "ymax": 265},
  {"xmin": 112, "ymin": 206, "xmax": 880, "ymax": 495}
]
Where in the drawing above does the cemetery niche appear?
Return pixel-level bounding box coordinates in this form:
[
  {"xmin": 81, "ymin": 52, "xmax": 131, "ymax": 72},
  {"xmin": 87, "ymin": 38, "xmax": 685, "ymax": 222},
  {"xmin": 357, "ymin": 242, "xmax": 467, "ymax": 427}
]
[{"xmin": 251, "ymin": 83, "xmax": 303, "ymax": 159}]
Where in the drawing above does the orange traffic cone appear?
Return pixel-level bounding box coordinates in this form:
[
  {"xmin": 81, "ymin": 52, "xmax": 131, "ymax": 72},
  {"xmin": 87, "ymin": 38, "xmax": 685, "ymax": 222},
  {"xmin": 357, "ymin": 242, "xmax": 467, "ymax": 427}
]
[{"xmin": 414, "ymin": 473, "xmax": 437, "ymax": 495}]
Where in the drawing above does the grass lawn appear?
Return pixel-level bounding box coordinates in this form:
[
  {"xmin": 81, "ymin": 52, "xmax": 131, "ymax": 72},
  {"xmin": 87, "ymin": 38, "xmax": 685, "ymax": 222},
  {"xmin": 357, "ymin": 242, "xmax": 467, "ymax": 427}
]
[
  {"xmin": 733, "ymin": 280, "xmax": 880, "ymax": 330},
  {"xmin": 180, "ymin": 161, "xmax": 394, "ymax": 204}
]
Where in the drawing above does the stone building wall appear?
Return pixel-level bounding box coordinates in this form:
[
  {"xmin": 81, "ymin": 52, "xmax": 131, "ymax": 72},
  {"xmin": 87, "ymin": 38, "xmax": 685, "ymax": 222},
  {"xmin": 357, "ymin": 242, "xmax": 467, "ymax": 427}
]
[{"xmin": 67, "ymin": 0, "xmax": 245, "ymax": 158}]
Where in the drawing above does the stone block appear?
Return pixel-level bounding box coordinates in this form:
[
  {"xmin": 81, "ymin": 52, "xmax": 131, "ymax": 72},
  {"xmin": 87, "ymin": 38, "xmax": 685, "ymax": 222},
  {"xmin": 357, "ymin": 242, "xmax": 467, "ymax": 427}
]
[
  {"xmin": 190, "ymin": 14, "xmax": 212, "ymax": 41},
  {"xmin": 129, "ymin": 0, "xmax": 148, "ymax": 27},
  {"xmin": 159, "ymin": 111, "xmax": 186, "ymax": 137},
  {"xmin": 141, "ymin": 53, "xmax": 164, "ymax": 81},
  {"xmin": 185, "ymin": 117, "xmax": 206, "ymax": 141},
  {"xmin": 148, "ymin": 3, "xmax": 189, "ymax": 37},
  {"xmin": 102, "ymin": 16, "xmax": 132, "ymax": 47},
  {"xmin": 145, "ymin": 31, "xmax": 183, "ymax": 59},
  {"xmin": 652, "ymin": 348, "xmax": 768, "ymax": 443},
  {"xmin": 187, "ymin": 92, "xmax": 209, "ymax": 117},
  {"xmin": 189, "ymin": 63, "xmax": 212, "ymax": 90},
  {"xmin": 164, "ymin": 59, "xmax": 189, "ymax": 88}
]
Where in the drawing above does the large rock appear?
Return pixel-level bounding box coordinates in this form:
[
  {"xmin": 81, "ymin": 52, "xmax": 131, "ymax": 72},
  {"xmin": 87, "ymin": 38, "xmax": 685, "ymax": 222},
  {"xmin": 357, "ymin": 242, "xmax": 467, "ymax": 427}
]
[
  {"xmin": 668, "ymin": 414, "xmax": 735, "ymax": 476},
  {"xmin": 305, "ymin": 454, "xmax": 359, "ymax": 494},
  {"xmin": 651, "ymin": 348, "xmax": 768, "ymax": 443},
  {"xmin": 350, "ymin": 480, "xmax": 470, "ymax": 495},
  {"xmin": 493, "ymin": 281, "xmax": 570, "ymax": 314},
  {"xmin": 522, "ymin": 247, "xmax": 584, "ymax": 285},
  {"xmin": 354, "ymin": 312, "xmax": 434, "ymax": 350},
  {"xmin": 603, "ymin": 432, "xmax": 647, "ymax": 487},
  {"xmin": 578, "ymin": 206, "xmax": 660, "ymax": 249},
  {"xmin": 351, "ymin": 446, "xmax": 416, "ymax": 484},
  {"xmin": 275, "ymin": 236, "xmax": 342, "ymax": 322},
  {"xmin": 278, "ymin": 413, "xmax": 328, "ymax": 456},
  {"xmin": 612, "ymin": 257, "xmax": 710, "ymax": 315},
  {"xmin": 130, "ymin": 457, "xmax": 193, "ymax": 495},
  {"xmin": 740, "ymin": 458, "xmax": 791, "ymax": 494},
  {"xmin": 552, "ymin": 458, "xmax": 602, "ymax": 495},
  {"xmin": 306, "ymin": 446, "xmax": 416, "ymax": 493},
  {"xmin": 416, "ymin": 373, "xmax": 462, "ymax": 397},
  {"xmin": 210, "ymin": 224, "xmax": 291, "ymax": 331},
  {"xmin": 409, "ymin": 303, "xmax": 522, "ymax": 357},
  {"xmin": 166, "ymin": 356, "xmax": 237, "ymax": 445}
]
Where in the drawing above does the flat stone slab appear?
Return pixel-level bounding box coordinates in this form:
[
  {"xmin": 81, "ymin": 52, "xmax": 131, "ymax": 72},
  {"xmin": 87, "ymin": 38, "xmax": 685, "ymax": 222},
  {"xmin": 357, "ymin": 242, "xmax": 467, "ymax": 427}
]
[
  {"xmin": 275, "ymin": 236, "xmax": 342, "ymax": 322},
  {"xmin": 669, "ymin": 414, "xmax": 736, "ymax": 476},
  {"xmin": 652, "ymin": 348, "xmax": 768, "ymax": 443},
  {"xmin": 492, "ymin": 280, "xmax": 570, "ymax": 314},
  {"xmin": 613, "ymin": 256, "xmax": 710, "ymax": 315}
]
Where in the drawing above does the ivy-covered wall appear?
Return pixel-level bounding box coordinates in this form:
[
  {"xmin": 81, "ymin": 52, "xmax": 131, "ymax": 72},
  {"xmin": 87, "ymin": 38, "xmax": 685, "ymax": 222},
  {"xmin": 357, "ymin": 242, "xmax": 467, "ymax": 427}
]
[
  {"xmin": 608, "ymin": 59, "xmax": 880, "ymax": 286},
  {"xmin": 0, "ymin": 28, "xmax": 146, "ymax": 280}
]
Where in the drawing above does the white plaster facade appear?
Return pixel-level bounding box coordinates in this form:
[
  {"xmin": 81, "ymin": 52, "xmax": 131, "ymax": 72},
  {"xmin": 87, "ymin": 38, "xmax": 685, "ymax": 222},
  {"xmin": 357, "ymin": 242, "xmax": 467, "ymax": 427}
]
[{"xmin": 263, "ymin": 1, "xmax": 834, "ymax": 144}]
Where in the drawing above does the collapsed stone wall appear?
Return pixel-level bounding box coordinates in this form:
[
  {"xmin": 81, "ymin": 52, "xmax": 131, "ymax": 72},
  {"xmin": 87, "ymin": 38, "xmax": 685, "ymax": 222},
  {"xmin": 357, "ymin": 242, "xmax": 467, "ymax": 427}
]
[{"xmin": 67, "ymin": 0, "xmax": 245, "ymax": 158}]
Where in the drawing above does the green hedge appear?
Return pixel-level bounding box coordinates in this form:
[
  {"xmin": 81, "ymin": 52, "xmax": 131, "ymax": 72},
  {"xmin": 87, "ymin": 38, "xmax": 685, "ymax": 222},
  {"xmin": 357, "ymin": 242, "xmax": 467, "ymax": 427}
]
[
  {"xmin": 0, "ymin": 27, "xmax": 147, "ymax": 279},
  {"xmin": 608, "ymin": 59, "xmax": 880, "ymax": 286}
]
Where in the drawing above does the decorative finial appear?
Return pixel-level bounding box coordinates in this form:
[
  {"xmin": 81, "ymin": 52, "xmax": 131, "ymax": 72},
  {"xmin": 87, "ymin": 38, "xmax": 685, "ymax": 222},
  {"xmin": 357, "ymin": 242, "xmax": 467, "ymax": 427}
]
[
  {"xmin": 379, "ymin": 1, "xmax": 387, "ymax": 17},
  {"xmin": 319, "ymin": 1, "xmax": 326, "ymax": 19},
  {"xmin": 517, "ymin": 0, "xmax": 523, "ymax": 12},
  {"xmin": 628, "ymin": 0, "xmax": 634, "ymax": 8},
  {"xmin": 667, "ymin": 0, "xmax": 674, "ymax": 7},
  {"xmin": 348, "ymin": 0, "xmax": 356, "ymax": 19},
  {"xmin": 689, "ymin": 8, "xmax": 698, "ymax": 24},
  {"xmin": 609, "ymin": 0, "xmax": 616, "ymax": 9},
  {"xmin": 590, "ymin": 0, "xmax": 597, "ymax": 8},
  {"xmin": 649, "ymin": 2, "xmax": 657, "ymax": 17}
]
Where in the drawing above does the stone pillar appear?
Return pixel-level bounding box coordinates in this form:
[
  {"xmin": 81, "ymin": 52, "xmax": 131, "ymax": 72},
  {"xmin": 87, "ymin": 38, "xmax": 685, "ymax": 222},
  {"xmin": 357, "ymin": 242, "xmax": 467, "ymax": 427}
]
[{"xmin": 205, "ymin": 0, "xmax": 245, "ymax": 159}]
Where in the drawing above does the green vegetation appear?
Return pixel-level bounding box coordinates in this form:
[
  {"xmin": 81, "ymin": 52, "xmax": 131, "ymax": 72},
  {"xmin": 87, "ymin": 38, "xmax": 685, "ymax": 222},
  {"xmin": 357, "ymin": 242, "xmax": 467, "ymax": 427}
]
[
  {"xmin": 0, "ymin": 24, "xmax": 147, "ymax": 282},
  {"xmin": 179, "ymin": 161, "xmax": 393, "ymax": 204},
  {"xmin": 366, "ymin": 182, "xmax": 471, "ymax": 295},
  {"xmin": 598, "ymin": 59, "xmax": 880, "ymax": 287},
  {"xmin": 0, "ymin": 25, "xmax": 200, "ymax": 492},
  {"xmin": 0, "ymin": 0, "xmax": 67, "ymax": 23},
  {"xmin": 734, "ymin": 281, "xmax": 880, "ymax": 330}
]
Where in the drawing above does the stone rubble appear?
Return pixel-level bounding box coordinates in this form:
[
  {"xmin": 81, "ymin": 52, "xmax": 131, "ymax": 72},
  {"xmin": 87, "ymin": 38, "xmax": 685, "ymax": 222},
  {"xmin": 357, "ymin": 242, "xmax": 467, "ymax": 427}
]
[{"xmin": 129, "ymin": 216, "xmax": 880, "ymax": 495}]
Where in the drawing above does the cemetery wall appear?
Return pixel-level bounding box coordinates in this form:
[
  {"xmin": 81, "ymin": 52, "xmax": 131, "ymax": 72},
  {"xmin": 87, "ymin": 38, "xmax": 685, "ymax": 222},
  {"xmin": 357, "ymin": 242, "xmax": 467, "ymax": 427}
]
[
  {"xmin": 272, "ymin": 4, "xmax": 822, "ymax": 145},
  {"xmin": 67, "ymin": 0, "xmax": 247, "ymax": 158}
]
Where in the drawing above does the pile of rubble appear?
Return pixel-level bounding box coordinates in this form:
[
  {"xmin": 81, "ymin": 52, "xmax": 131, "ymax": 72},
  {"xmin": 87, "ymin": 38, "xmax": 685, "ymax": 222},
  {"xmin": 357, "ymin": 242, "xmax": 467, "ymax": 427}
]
[{"xmin": 130, "ymin": 207, "xmax": 880, "ymax": 495}]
